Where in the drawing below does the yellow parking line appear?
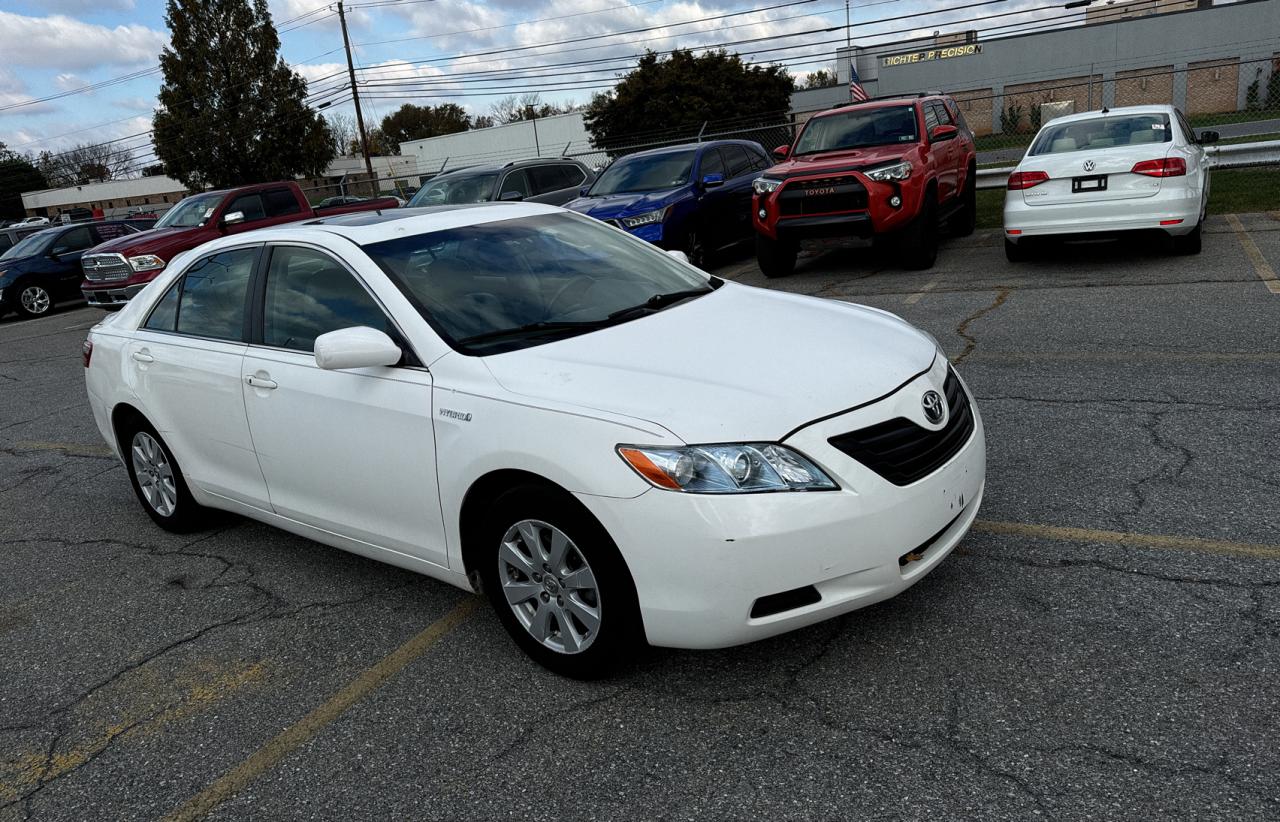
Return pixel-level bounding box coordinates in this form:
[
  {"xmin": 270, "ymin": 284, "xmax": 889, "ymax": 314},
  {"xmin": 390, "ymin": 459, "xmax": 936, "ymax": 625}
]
[
  {"xmin": 163, "ymin": 597, "xmax": 481, "ymax": 822},
  {"xmin": 1226, "ymin": 213, "xmax": 1280, "ymax": 295},
  {"xmin": 905, "ymin": 279, "xmax": 938, "ymax": 305},
  {"xmin": 974, "ymin": 520, "xmax": 1280, "ymax": 561}
]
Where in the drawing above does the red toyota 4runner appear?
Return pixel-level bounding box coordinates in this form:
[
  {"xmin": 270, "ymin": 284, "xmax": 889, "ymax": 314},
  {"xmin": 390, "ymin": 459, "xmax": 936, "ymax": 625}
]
[
  {"xmin": 752, "ymin": 94, "xmax": 977, "ymax": 276},
  {"xmin": 80, "ymin": 181, "xmax": 399, "ymax": 307}
]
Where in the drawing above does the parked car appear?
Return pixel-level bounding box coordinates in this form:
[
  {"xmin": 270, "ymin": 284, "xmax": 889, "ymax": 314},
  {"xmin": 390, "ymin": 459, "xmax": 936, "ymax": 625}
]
[
  {"xmin": 83, "ymin": 204, "xmax": 985, "ymax": 677},
  {"xmin": 0, "ymin": 221, "xmax": 139, "ymax": 319},
  {"xmin": 15, "ymin": 216, "xmax": 50, "ymax": 227},
  {"xmin": 80, "ymin": 181, "xmax": 399, "ymax": 307},
  {"xmin": 317, "ymin": 195, "xmax": 366, "ymax": 208},
  {"xmin": 0, "ymin": 224, "xmax": 45, "ymax": 256},
  {"xmin": 407, "ymin": 158, "xmax": 594, "ymax": 208},
  {"xmin": 1003, "ymin": 104, "xmax": 1215, "ymax": 260},
  {"xmin": 752, "ymin": 94, "xmax": 978, "ymax": 276},
  {"xmin": 564, "ymin": 140, "xmax": 771, "ymax": 269}
]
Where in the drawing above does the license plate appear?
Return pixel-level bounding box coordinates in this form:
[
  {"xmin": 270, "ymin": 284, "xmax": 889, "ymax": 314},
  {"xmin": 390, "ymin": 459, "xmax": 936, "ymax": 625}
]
[{"xmin": 1072, "ymin": 175, "xmax": 1108, "ymax": 193}]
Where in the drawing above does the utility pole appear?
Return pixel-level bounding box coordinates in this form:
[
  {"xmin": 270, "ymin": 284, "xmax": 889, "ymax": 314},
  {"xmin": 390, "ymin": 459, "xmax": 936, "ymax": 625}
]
[
  {"xmin": 845, "ymin": 0, "xmax": 851, "ymax": 49},
  {"xmin": 527, "ymin": 105, "xmax": 541, "ymax": 157},
  {"xmin": 337, "ymin": 0, "xmax": 376, "ymax": 191}
]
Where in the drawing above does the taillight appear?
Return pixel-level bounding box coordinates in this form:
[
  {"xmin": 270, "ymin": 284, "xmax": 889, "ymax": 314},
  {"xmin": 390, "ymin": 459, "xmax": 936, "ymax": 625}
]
[
  {"xmin": 82, "ymin": 339, "xmax": 93, "ymax": 369},
  {"xmin": 1007, "ymin": 171, "xmax": 1050, "ymax": 190},
  {"xmin": 1131, "ymin": 157, "xmax": 1186, "ymax": 177}
]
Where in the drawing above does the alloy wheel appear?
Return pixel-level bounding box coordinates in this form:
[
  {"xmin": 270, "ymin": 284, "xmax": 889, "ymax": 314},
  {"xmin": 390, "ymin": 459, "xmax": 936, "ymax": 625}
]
[
  {"xmin": 498, "ymin": 519, "xmax": 601, "ymax": 654},
  {"xmin": 20, "ymin": 285, "xmax": 51, "ymax": 316},
  {"xmin": 131, "ymin": 431, "xmax": 177, "ymax": 517}
]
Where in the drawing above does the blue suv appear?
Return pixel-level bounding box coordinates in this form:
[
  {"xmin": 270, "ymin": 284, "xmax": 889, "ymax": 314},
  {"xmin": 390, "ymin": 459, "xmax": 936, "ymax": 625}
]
[
  {"xmin": 564, "ymin": 140, "xmax": 772, "ymax": 269},
  {"xmin": 0, "ymin": 221, "xmax": 138, "ymax": 319}
]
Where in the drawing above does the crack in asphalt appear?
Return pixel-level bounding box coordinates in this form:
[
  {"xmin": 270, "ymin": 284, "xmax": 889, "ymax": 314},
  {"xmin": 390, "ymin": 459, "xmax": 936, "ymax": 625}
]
[{"xmin": 953, "ymin": 287, "xmax": 1013, "ymax": 365}]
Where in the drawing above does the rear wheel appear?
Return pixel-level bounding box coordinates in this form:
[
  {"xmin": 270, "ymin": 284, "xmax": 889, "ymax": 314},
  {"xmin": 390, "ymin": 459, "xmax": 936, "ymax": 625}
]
[
  {"xmin": 901, "ymin": 194, "xmax": 939, "ymax": 270},
  {"xmin": 120, "ymin": 418, "xmax": 210, "ymax": 532},
  {"xmin": 14, "ymin": 279, "xmax": 54, "ymax": 319},
  {"xmin": 1172, "ymin": 219, "xmax": 1202, "ymax": 255},
  {"xmin": 478, "ymin": 484, "xmax": 642, "ymax": 679},
  {"xmin": 755, "ymin": 233, "xmax": 797, "ymax": 278}
]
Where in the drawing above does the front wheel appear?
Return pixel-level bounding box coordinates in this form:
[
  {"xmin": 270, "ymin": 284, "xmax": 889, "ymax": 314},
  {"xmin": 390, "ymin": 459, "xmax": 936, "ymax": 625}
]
[
  {"xmin": 900, "ymin": 196, "xmax": 939, "ymax": 270},
  {"xmin": 684, "ymin": 228, "xmax": 710, "ymax": 270},
  {"xmin": 14, "ymin": 279, "xmax": 54, "ymax": 319},
  {"xmin": 755, "ymin": 233, "xmax": 797, "ymax": 278},
  {"xmin": 479, "ymin": 485, "xmax": 642, "ymax": 679}
]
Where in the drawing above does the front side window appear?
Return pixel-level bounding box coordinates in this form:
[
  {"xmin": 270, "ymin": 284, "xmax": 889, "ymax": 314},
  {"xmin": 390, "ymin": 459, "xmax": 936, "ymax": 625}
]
[
  {"xmin": 362, "ymin": 212, "xmax": 715, "ymax": 354},
  {"xmin": 154, "ymin": 193, "xmax": 222, "ymax": 229},
  {"xmin": 262, "ymin": 246, "xmax": 392, "ymax": 352},
  {"xmin": 226, "ymin": 193, "xmax": 266, "ymax": 221},
  {"xmin": 793, "ymin": 105, "xmax": 920, "ymax": 155},
  {"xmin": 500, "ymin": 170, "xmax": 531, "ymax": 199},
  {"xmin": 52, "ymin": 226, "xmax": 94, "ymax": 255},
  {"xmin": 699, "ymin": 149, "xmax": 726, "ymax": 179},
  {"xmin": 1030, "ymin": 114, "xmax": 1173, "ymax": 154},
  {"xmin": 409, "ymin": 172, "xmax": 499, "ymax": 206},
  {"xmin": 174, "ymin": 248, "xmax": 256, "ymax": 341},
  {"xmin": 589, "ymin": 150, "xmax": 695, "ymax": 195}
]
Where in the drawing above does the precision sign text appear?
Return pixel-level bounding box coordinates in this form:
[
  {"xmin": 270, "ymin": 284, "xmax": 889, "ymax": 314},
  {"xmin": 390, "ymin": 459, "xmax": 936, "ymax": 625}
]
[{"xmin": 881, "ymin": 44, "xmax": 982, "ymax": 67}]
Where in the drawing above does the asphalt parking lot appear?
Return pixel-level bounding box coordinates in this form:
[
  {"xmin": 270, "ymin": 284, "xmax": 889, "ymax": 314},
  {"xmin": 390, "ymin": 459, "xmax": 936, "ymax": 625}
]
[{"xmin": 2, "ymin": 213, "xmax": 1279, "ymax": 821}]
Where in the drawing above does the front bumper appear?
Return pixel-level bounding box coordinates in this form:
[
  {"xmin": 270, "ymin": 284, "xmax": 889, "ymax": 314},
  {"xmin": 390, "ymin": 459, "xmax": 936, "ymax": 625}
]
[
  {"xmin": 82, "ymin": 283, "xmax": 147, "ymax": 306},
  {"xmin": 754, "ymin": 172, "xmax": 920, "ymax": 242},
  {"xmin": 577, "ymin": 356, "xmax": 986, "ymax": 649}
]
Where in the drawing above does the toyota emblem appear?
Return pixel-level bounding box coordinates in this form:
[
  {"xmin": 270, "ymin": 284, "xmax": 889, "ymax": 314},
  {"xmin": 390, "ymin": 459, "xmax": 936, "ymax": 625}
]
[
  {"xmin": 1083, "ymin": 159, "xmax": 1096, "ymax": 172},
  {"xmin": 921, "ymin": 390, "xmax": 946, "ymax": 424}
]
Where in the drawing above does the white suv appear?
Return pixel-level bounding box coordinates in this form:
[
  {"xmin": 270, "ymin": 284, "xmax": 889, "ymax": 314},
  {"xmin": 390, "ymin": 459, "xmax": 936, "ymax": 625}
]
[{"xmin": 1003, "ymin": 104, "xmax": 1215, "ymax": 260}]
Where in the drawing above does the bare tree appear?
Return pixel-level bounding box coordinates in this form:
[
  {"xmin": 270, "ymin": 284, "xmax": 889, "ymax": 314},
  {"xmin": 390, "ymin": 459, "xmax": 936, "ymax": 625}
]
[
  {"xmin": 489, "ymin": 93, "xmax": 572, "ymax": 124},
  {"xmin": 37, "ymin": 142, "xmax": 135, "ymax": 186},
  {"xmin": 325, "ymin": 112, "xmax": 357, "ymax": 156}
]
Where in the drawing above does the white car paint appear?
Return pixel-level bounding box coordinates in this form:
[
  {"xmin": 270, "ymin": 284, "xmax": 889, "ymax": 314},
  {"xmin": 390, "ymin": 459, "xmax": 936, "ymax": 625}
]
[
  {"xmin": 1003, "ymin": 105, "xmax": 1209, "ymax": 241},
  {"xmin": 84, "ymin": 203, "xmax": 985, "ymax": 652}
]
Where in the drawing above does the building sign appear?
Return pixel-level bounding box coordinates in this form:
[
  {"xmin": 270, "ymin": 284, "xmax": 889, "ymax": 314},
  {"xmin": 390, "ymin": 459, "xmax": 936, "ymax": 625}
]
[{"xmin": 881, "ymin": 44, "xmax": 982, "ymax": 68}]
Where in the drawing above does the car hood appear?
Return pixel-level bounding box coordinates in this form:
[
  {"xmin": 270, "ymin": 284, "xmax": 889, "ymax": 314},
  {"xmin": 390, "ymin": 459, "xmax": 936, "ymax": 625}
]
[
  {"xmin": 0, "ymin": 253, "xmax": 40, "ymax": 275},
  {"xmin": 769, "ymin": 144, "xmax": 916, "ymax": 177},
  {"xmin": 482, "ymin": 282, "xmax": 937, "ymax": 443},
  {"xmin": 564, "ymin": 189, "xmax": 684, "ymax": 220},
  {"xmin": 86, "ymin": 226, "xmax": 197, "ymax": 259}
]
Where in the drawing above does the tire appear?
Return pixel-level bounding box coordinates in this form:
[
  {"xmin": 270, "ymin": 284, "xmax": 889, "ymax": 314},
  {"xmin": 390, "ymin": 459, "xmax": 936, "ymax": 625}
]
[
  {"xmin": 901, "ymin": 193, "xmax": 939, "ymax": 270},
  {"xmin": 1004, "ymin": 237, "xmax": 1029, "ymax": 262},
  {"xmin": 952, "ymin": 167, "xmax": 977, "ymax": 237},
  {"xmin": 478, "ymin": 484, "xmax": 643, "ymax": 679},
  {"xmin": 684, "ymin": 227, "xmax": 710, "ymax": 270},
  {"xmin": 755, "ymin": 233, "xmax": 797, "ymax": 278},
  {"xmin": 13, "ymin": 278, "xmax": 54, "ymax": 319},
  {"xmin": 1172, "ymin": 219, "xmax": 1202, "ymax": 255},
  {"xmin": 120, "ymin": 418, "xmax": 210, "ymax": 533}
]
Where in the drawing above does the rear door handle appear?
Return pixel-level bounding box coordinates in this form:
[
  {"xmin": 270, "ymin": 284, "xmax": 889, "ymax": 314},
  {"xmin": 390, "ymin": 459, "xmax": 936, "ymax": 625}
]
[
  {"xmin": 131, "ymin": 351, "xmax": 154, "ymax": 364},
  {"xmin": 244, "ymin": 375, "xmax": 278, "ymax": 390}
]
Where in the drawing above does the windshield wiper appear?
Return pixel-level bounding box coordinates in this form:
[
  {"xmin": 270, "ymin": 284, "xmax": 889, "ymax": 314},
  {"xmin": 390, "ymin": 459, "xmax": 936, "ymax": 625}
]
[
  {"xmin": 457, "ymin": 320, "xmax": 610, "ymax": 346},
  {"xmin": 606, "ymin": 287, "xmax": 714, "ymax": 321}
]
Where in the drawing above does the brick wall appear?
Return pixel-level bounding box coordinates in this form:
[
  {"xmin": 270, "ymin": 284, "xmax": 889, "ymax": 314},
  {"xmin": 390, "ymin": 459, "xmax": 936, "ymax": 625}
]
[
  {"xmin": 950, "ymin": 88, "xmax": 995, "ymax": 136},
  {"xmin": 1114, "ymin": 65, "xmax": 1175, "ymax": 107},
  {"xmin": 1002, "ymin": 75, "xmax": 1105, "ymax": 132},
  {"xmin": 1186, "ymin": 58, "xmax": 1240, "ymax": 115}
]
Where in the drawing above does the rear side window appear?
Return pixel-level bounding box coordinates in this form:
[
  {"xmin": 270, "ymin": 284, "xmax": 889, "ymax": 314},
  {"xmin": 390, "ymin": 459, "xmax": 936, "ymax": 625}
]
[
  {"xmin": 227, "ymin": 193, "xmax": 266, "ymax": 222},
  {"xmin": 174, "ymin": 248, "xmax": 256, "ymax": 341},
  {"xmin": 263, "ymin": 188, "xmax": 302, "ymax": 218},
  {"xmin": 261, "ymin": 246, "xmax": 393, "ymax": 353},
  {"xmin": 931, "ymin": 103, "xmax": 953, "ymax": 126},
  {"xmin": 527, "ymin": 165, "xmax": 570, "ymax": 194},
  {"xmin": 559, "ymin": 164, "xmax": 586, "ymax": 187}
]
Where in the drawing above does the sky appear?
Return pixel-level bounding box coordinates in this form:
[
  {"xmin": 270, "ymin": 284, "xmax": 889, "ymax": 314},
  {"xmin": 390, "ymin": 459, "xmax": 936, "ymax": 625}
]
[{"xmin": 0, "ymin": 0, "xmax": 1074, "ymax": 170}]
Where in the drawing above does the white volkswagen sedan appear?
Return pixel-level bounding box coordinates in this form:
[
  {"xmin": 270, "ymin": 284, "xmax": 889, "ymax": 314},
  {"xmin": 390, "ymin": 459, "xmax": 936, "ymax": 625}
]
[
  {"xmin": 1003, "ymin": 105, "xmax": 1215, "ymax": 261},
  {"xmin": 83, "ymin": 204, "xmax": 985, "ymax": 677}
]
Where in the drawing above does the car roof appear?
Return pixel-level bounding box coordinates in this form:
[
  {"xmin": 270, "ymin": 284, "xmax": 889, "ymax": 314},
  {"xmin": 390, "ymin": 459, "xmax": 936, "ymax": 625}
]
[
  {"xmin": 613, "ymin": 140, "xmax": 758, "ymax": 161},
  {"xmin": 811, "ymin": 96, "xmax": 936, "ymax": 122},
  {"xmin": 1039, "ymin": 104, "xmax": 1176, "ymax": 127}
]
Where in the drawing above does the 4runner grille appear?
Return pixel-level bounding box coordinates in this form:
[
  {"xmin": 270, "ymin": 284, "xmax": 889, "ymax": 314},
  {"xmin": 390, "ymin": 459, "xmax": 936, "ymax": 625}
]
[
  {"xmin": 82, "ymin": 254, "xmax": 132, "ymax": 283},
  {"xmin": 778, "ymin": 176, "xmax": 868, "ymax": 217}
]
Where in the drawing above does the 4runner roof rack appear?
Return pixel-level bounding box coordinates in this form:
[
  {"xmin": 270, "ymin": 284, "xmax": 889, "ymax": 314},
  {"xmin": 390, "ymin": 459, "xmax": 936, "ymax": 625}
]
[{"xmin": 827, "ymin": 91, "xmax": 945, "ymax": 110}]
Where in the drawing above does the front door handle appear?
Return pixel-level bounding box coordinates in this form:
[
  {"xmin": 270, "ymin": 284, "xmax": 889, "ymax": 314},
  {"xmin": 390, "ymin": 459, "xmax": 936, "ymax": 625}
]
[
  {"xmin": 131, "ymin": 351, "xmax": 154, "ymax": 364},
  {"xmin": 244, "ymin": 375, "xmax": 278, "ymax": 390}
]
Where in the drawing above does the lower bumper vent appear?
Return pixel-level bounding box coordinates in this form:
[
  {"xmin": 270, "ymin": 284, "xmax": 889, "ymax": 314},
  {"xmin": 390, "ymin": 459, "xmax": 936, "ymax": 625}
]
[{"xmin": 750, "ymin": 585, "xmax": 822, "ymax": 619}]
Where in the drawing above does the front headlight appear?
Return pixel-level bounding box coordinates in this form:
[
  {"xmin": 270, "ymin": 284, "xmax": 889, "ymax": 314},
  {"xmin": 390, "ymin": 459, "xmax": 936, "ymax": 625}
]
[
  {"xmin": 127, "ymin": 254, "xmax": 166, "ymax": 272},
  {"xmin": 619, "ymin": 207, "xmax": 669, "ymax": 229},
  {"xmin": 618, "ymin": 443, "xmax": 838, "ymax": 493},
  {"xmin": 752, "ymin": 177, "xmax": 783, "ymax": 195},
  {"xmin": 866, "ymin": 160, "xmax": 913, "ymax": 182}
]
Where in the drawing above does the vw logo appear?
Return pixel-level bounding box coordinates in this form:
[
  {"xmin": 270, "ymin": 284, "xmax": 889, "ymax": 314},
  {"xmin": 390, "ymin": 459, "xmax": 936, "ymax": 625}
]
[
  {"xmin": 921, "ymin": 390, "xmax": 946, "ymax": 424},
  {"xmin": 1083, "ymin": 159, "xmax": 1096, "ymax": 172}
]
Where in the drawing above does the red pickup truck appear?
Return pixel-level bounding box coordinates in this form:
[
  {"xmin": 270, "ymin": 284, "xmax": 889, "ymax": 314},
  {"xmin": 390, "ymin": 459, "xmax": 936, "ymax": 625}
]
[{"xmin": 80, "ymin": 181, "xmax": 398, "ymax": 307}]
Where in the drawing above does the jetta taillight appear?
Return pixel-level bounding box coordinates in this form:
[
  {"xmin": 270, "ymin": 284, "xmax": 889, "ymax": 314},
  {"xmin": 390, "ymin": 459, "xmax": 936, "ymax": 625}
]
[
  {"xmin": 1131, "ymin": 157, "xmax": 1186, "ymax": 177},
  {"xmin": 1007, "ymin": 171, "xmax": 1050, "ymax": 190},
  {"xmin": 82, "ymin": 339, "xmax": 93, "ymax": 369}
]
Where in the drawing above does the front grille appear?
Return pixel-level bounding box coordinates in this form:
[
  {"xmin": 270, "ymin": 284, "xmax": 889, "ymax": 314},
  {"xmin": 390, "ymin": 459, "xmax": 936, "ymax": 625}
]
[
  {"xmin": 82, "ymin": 254, "xmax": 132, "ymax": 282},
  {"xmin": 778, "ymin": 176, "xmax": 867, "ymax": 217},
  {"xmin": 828, "ymin": 369, "xmax": 975, "ymax": 486}
]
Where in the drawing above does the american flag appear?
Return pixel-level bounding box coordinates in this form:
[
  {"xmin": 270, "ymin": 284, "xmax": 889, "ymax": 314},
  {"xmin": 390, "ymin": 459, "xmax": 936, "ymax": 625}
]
[{"xmin": 849, "ymin": 59, "xmax": 868, "ymax": 102}]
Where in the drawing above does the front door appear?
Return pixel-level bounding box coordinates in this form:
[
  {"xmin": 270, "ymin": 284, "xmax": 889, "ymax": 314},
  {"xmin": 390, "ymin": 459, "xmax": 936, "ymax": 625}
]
[{"xmin": 240, "ymin": 244, "xmax": 448, "ymax": 568}]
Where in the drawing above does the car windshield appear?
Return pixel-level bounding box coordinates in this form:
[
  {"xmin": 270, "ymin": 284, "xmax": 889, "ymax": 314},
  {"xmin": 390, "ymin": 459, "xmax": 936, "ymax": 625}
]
[
  {"xmin": 1030, "ymin": 113, "xmax": 1173, "ymax": 155},
  {"xmin": 154, "ymin": 193, "xmax": 223, "ymax": 228},
  {"xmin": 588, "ymin": 151, "xmax": 695, "ymax": 195},
  {"xmin": 0, "ymin": 230, "xmax": 54, "ymax": 261},
  {"xmin": 794, "ymin": 105, "xmax": 919, "ymax": 154},
  {"xmin": 362, "ymin": 212, "xmax": 716, "ymax": 354},
  {"xmin": 408, "ymin": 172, "xmax": 498, "ymax": 206}
]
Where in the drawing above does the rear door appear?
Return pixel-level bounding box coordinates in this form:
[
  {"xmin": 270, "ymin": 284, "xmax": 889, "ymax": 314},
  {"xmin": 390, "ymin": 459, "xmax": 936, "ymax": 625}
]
[{"xmin": 525, "ymin": 164, "xmax": 581, "ymax": 205}]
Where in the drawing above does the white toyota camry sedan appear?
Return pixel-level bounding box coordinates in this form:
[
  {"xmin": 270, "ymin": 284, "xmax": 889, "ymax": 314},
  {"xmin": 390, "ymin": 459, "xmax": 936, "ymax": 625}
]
[
  {"xmin": 1003, "ymin": 104, "xmax": 1215, "ymax": 261},
  {"xmin": 84, "ymin": 204, "xmax": 985, "ymax": 677}
]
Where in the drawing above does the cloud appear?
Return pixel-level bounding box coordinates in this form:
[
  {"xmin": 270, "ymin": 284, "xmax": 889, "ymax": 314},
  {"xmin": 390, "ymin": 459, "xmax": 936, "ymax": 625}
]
[
  {"xmin": 0, "ymin": 68, "xmax": 58, "ymax": 115},
  {"xmin": 270, "ymin": 0, "xmax": 372, "ymax": 30},
  {"xmin": 0, "ymin": 12, "xmax": 167, "ymax": 70},
  {"xmin": 38, "ymin": 0, "xmax": 135, "ymax": 10}
]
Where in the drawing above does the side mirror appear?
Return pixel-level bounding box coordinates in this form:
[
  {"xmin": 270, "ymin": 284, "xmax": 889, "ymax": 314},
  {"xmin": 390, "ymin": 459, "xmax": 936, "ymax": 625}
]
[
  {"xmin": 666, "ymin": 249, "xmax": 690, "ymax": 264},
  {"xmin": 314, "ymin": 326, "xmax": 402, "ymax": 370},
  {"xmin": 772, "ymin": 144, "xmax": 790, "ymax": 160},
  {"xmin": 221, "ymin": 210, "xmax": 245, "ymax": 227},
  {"xmin": 579, "ymin": 186, "xmax": 591, "ymax": 197},
  {"xmin": 499, "ymin": 190, "xmax": 524, "ymax": 202},
  {"xmin": 930, "ymin": 124, "xmax": 959, "ymax": 143},
  {"xmin": 1198, "ymin": 130, "xmax": 1219, "ymax": 144},
  {"xmin": 701, "ymin": 173, "xmax": 725, "ymax": 188}
]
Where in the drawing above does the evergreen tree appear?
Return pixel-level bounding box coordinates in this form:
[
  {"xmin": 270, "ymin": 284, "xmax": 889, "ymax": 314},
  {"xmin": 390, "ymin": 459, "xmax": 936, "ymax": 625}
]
[
  {"xmin": 0, "ymin": 145, "xmax": 47, "ymax": 220},
  {"xmin": 379, "ymin": 104, "xmax": 471, "ymax": 149},
  {"xmin": 153, "ymin": 0, "xmax": 334, "ymax": 189}
]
